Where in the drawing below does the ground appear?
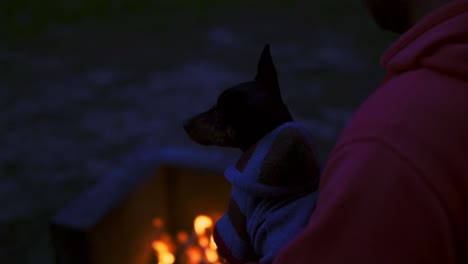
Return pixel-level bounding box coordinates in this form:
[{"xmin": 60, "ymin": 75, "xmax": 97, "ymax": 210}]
[{"xmin": 0, "ymin": 2, "xmax": 394, "ymax": 263}]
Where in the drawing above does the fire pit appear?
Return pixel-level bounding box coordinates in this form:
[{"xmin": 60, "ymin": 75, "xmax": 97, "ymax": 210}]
[
  {"xmin": 151, "ymin": 214, "xmax": 221, "ymax": 264},
  {"xmin": 49, "ymin": 147, "xmax": 237, "ymax": 264}
]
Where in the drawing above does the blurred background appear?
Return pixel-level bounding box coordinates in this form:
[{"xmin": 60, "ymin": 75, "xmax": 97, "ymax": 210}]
[{"xmin": 0, "ymin": 0, "xmax": 396, "ymax": 263}]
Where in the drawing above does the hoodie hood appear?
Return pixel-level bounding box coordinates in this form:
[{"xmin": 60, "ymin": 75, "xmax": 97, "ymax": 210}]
[{"xmin": 381, "ymin": 0, "xmax": 468, "ymax": 80}]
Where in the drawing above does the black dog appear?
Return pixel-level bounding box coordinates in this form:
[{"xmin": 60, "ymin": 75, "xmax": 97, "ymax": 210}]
[
  {"xmin": 183, "ymin": 44, "xmax": 293, "ymax": 151},
  {"xmin": 183, "ymin": 44, "xmax": 320, "ymax": 263}
]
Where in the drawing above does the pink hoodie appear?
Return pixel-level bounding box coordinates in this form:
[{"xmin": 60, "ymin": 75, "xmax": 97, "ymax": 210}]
[{"xmin": 274, "ymin": 1, "xmax": 468, "ymax": 263}]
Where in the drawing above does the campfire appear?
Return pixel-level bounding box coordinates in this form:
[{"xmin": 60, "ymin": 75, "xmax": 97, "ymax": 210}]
[
  {"xmin": 50, "ymin": 149, "xmax": 235, "ymax": 264},
  {"xmin": 151, "ymin": 215, "xmax": 223, "ymax": 264}
]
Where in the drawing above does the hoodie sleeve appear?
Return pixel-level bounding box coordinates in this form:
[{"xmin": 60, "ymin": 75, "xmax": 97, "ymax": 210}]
[{"xmin": 273, "ymin": 139, "xmax": 455, "ymax": 264}]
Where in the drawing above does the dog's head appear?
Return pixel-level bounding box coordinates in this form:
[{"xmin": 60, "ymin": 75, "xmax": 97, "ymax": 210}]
[{"xmin": 183, "ymin": 44, "xmax": 293, "ymax": 151}]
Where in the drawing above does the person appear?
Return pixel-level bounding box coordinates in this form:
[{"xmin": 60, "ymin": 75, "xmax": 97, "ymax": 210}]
[{"xmin": 273, "ymin": 0, "xmax": 468, "ymax": 263}]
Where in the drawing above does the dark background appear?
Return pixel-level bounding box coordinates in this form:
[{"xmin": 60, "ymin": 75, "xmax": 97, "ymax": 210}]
[{"xmin": 0, "ymin": 1, "xmax": 396, "ymax": 263}]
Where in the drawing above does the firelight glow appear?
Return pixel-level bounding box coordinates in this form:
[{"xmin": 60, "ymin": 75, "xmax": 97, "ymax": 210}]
[
  {"xmin": 177, "ymin": 230, "xmax": 189, "ymax": 243},
  {"xmin": 205, "ymin": 248, "xmax": 219, "ymax": 263},
  {"xmin": 153, "ymin": 217, "xmax": 164, "ymax": 228},
  {"xmin": 194, "ymin": 215, "xmax": 213, "ymax": 236},
  {"xmin": 210, "ymin": 235, "xmax": 217, "ymax": 250},
  {"xmin": 186, "ymin": 246, "xmax": 203, "ymax": 264},
  {"xmin": 151, "ymin": 214, "xmax": 221, "ymax": 263},
  {"xmin": 199, "ymin": 236, "xmax": 210, "ymax": 247},
  {"xmin": 152, "ymin": 241, "xmax": 175, "ymax": 264}
]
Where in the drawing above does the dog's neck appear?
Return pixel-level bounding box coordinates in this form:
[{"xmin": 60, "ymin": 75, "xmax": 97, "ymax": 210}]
[
  {"xmin": 236, "ymin": 117, "xmax": 294, "ymax": 171},
  {"xmin": 235, "ymin": 142, "xmax": 259, "ymax": 172}
]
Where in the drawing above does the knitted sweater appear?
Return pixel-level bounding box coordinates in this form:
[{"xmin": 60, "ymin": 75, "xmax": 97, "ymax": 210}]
[{"xmin": 213, "ymin": 122, "xmax": 321, "ymax": 264}]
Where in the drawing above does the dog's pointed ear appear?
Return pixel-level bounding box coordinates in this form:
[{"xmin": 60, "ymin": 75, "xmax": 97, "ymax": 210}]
[{"xmin": 255, "ymin": 44, "xmax": 280, "ymax": 91}]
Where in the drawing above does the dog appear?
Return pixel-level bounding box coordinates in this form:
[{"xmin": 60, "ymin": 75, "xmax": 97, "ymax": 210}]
[
  {"xmin": 183, "ymin": 44, "xmax": 293, "ymax": 152},
  {"xmin": 183, "ymin": 44, "xmax": 320, "ymax": 264}
]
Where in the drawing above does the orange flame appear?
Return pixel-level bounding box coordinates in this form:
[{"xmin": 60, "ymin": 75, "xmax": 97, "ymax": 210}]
[
  {"xmin": 186, "ymin": 245, "xmax": 203, "ymax": 264},
  {"xmin": 152, "ymin": 217, "xmax": 164, "ymax": 229},
  {"xmin": 205, "ymin": 248, "xmax": 219, "ymax": 263},
  {"xmin": 152, "ymin": 240, "xmax": 175, "ymax": 264},
  {"xmin": 152, "ymin": 214, "xmax": 221, "ymax": 263},
  {"xmin": 177, "ymin": 230, "xmax": 189, "ymax": 244},
  {"xmin": 194, "ymin": 215, "xmax": 213, "ymax": 236},
  {"xmin": 209, "ymin": 234, "xmax": 217, "ymax": 250},
  {"xmin": 199, "ymin": 236, "xmax": 210, "ymax": 248}
]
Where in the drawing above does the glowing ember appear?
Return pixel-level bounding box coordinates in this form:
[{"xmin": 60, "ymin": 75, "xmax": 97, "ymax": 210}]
[
  {"xmin": 151, "ymin": 215, "xmax": 222, "ymax": 264},
  {"xmin": 152, "ymin": 241, "xmax": 168, "ymax": 252},
  {"xmin": 186, "ymin": 245, "xmax": 203, "ymax": 264},
  {"xmin": 205, "ymin": 248, "xmax": 218, "ymax": 263},
  {"xmin": 152, "ymin": 241, "xmax": 175, "ymax": 264},
  {"xmin": 199, "ymin": 236, "xmax": 210, "ymax": 248},
  {"xmin": 209, "ymin": 235, "xmax": 217, "ymax": 250},
  {"xmin": 177, "ymin": 231, "xmax": 189, "ymax": 244},
  {"xmin": 194, "ymin": 215, "xmax": 213, "ymax": 236},
  {"xmin": 153, "ymin": 218, "xmax": 164, "ymax": 229}
]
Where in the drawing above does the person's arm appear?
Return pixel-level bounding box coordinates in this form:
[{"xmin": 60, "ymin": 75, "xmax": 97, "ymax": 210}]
[{"xmin": 274, "ymin": 139, "xmax": 455, "ymax": 264}]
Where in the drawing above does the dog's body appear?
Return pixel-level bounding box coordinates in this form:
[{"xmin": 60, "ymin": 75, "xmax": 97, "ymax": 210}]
[{"xmin": 184, "ymin": 45, "xmax": 320, "ymax": 263}]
